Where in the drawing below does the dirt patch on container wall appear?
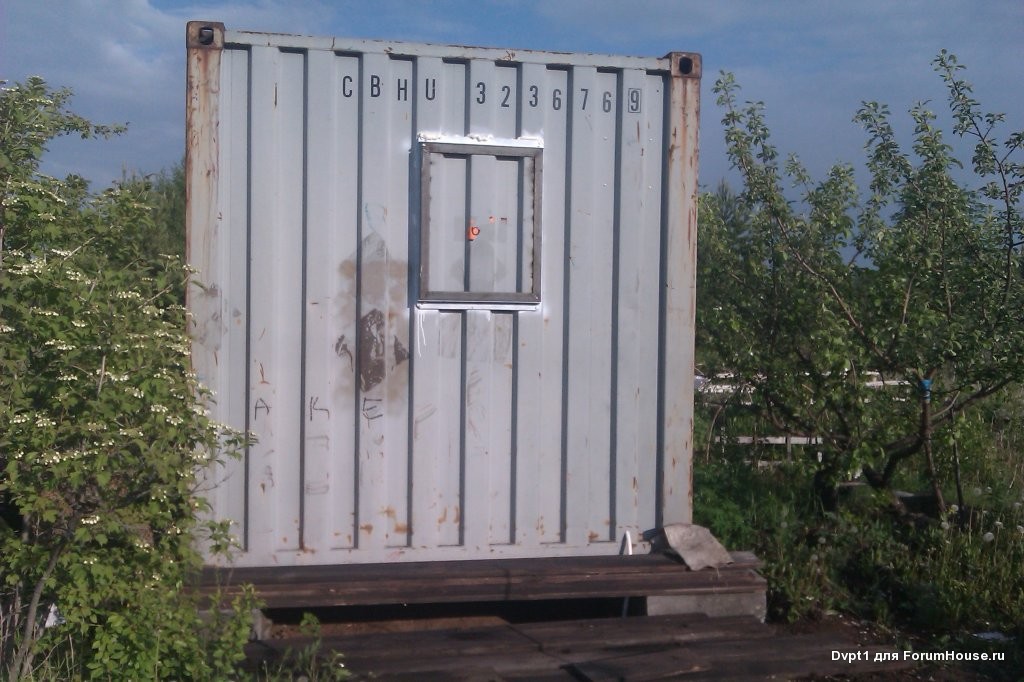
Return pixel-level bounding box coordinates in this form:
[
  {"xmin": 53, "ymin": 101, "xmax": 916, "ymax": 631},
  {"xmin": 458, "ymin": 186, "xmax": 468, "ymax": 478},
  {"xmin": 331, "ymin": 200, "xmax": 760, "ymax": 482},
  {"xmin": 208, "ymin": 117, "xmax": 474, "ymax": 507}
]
[
  {"xmin": 338, "ymin": 231, "xmax": 412, "ymax": 400},
  {"xmin": 358, "ymin": 308, "xmax": 387, "ymax": 391}
]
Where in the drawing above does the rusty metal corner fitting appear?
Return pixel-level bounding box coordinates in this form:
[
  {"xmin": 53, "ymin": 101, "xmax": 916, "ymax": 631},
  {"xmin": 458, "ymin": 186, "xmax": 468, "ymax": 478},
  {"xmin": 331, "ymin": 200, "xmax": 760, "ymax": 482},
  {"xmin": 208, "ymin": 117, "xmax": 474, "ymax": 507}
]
[
  {"xmin": 666, "ymin": 52, "xmax": 701, "ymax": 79},
  {"xmin": 187, "ymin": 21, "xmax": 225, "ymax": 50}
]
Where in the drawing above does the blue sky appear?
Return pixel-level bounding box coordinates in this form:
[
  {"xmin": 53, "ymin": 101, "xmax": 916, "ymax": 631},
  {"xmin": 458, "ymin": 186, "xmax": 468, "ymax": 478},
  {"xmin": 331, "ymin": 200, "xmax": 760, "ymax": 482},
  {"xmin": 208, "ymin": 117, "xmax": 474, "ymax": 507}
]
[{"xmin": 2, "ymin": 0, "xmax": 1022, "ymax": 191}]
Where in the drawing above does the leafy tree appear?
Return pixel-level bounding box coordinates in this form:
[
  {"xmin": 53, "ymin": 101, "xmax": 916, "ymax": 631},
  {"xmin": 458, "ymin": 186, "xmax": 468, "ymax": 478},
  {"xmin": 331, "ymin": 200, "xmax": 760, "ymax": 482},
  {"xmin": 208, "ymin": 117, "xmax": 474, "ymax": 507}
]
[
  {"xmin": 120, "ymin": 161, "xmax": 187, "ymax": 262},
  {"xmin": 698, "ymin": 52, "xmax": 1023, "ymax": 511},
  {"xmin": 117, "ymin": 161, "xmax": 188, "ymax": 301},
  {"xmin": 0, "ymin": 78, "xmax": 251, "ymax": 680}
]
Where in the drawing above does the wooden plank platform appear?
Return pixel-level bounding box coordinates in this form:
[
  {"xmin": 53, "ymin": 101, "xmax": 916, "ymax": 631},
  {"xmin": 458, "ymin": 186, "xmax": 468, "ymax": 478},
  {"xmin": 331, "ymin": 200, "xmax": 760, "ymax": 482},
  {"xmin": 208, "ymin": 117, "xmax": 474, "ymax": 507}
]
[
  {"xmin": 199, "ymin": 552, "xmax": 766, "ymax": 609},
  {"xmin": 245, "ymin": 613, "xmax": 912, "ymax": 680}
]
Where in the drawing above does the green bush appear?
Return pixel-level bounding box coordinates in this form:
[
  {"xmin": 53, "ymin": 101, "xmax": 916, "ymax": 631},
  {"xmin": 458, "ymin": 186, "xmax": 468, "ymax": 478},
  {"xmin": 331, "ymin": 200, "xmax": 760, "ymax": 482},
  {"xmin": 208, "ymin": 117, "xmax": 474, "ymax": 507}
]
[
  {"xmin": 695, "ymin": 454, "xmax": 1024, "ymax": 646},
  {"xmin": 1, "ymin": 78, "xmax": 253, "ymax": 680}
]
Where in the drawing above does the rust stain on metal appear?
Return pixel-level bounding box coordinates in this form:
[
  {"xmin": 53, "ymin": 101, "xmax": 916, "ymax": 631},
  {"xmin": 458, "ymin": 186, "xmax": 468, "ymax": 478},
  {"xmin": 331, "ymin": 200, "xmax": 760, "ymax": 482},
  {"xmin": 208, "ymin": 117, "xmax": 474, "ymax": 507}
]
[
  {"xmin": 437, "ymin": 507, "xmax": 448, "ymax": 525},
  {"xmin": 587, "ymin": 531, "xmax": 600, "ymax": 542},
  {"xmin": 359, "ymin": 523, "xmax": 374, "ymax": 534},
  {"xmin": 184, "ymin": 22, "xmax": 223, "ymax": 311}
]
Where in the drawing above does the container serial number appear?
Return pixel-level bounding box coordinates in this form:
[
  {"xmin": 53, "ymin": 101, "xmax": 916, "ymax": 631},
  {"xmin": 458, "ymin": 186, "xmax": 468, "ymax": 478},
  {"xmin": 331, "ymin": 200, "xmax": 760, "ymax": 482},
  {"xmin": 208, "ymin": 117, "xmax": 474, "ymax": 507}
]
[{"xmin": 339, "ymin": 76, "xmax": 643, "ymax": 114}]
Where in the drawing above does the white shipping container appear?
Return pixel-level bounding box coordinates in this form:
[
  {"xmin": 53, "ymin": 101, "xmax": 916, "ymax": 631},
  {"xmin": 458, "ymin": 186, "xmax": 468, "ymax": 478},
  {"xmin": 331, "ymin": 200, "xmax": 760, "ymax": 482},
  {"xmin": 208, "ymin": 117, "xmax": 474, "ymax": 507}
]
[{"xmin": 186, "ymin": 22, "xmax": 700, "ymax": 566}]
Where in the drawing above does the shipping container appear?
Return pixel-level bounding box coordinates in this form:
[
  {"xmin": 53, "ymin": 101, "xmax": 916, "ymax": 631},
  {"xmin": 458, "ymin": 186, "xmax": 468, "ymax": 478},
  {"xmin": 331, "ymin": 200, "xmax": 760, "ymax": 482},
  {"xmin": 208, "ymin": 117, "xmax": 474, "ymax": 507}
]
[{"xmin": 186, "ymin": 21, "xmax": 700, "ymax": 567}]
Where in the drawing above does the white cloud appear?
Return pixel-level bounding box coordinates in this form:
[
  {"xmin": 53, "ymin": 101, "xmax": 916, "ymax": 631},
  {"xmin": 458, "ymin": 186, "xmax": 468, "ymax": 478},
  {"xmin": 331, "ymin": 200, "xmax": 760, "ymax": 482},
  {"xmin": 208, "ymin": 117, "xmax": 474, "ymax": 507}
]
[
  {"xmin": 3, "ymin": 0, "xmax": 344, "ymax": 184},
  {"xmin": 2, "ymin": 0, "xmax": 1020, "ymax": 190}
]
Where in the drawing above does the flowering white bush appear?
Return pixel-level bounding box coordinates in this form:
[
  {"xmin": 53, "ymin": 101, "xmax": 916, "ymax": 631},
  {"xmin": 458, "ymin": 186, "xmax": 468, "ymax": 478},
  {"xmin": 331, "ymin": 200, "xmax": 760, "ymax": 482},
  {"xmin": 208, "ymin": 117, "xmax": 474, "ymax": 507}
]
[{"xmin": 0, "ymin": 78, "xmax": 251, "ymax": 681}]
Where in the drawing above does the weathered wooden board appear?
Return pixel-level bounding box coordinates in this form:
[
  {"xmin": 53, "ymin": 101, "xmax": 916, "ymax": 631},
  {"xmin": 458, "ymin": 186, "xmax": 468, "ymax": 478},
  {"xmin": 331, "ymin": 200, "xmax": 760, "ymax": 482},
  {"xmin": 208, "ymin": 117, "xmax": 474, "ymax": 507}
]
[
  {"xmin": 199, "ymin": 552, "xmax": 765, "ymax": 609},
  {"xmin": 568, "ymin": 632, "xmax": 909, "ymax": 681},
  {"xmin": 245, "ymin": 613, "xmax": 911, "ymax": 680},
  {"xmin": 518, "ymin": 614, "xmax": 773, "ymax": 662}
]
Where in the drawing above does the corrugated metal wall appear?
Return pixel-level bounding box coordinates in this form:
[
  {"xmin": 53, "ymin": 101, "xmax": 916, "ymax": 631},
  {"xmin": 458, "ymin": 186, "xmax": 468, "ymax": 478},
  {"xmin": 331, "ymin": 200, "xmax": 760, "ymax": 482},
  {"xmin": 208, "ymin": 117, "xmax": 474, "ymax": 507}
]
[{"xmin": 187, "ymin": 23, "xmax": 700, "ymax": 566}]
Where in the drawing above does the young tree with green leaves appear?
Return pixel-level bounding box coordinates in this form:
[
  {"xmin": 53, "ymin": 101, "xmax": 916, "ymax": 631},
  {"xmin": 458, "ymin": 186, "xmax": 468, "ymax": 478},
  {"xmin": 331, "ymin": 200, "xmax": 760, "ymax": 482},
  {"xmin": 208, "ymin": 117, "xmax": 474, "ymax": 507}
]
[
  {"xmin": 1, "ymin": 78, "xmax": 251, "ymax": 680},
  {"xmin": 699, "ymin": 52, "xmax": 1023, "ymax": 511}
]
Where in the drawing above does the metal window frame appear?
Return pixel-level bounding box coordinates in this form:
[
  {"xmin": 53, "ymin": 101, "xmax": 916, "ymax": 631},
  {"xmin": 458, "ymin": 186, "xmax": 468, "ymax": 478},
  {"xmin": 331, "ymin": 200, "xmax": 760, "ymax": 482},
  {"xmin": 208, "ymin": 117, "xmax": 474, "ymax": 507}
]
[{"xmin": 418, "ymin": 140, "xmax": 543, "ymax": 309}]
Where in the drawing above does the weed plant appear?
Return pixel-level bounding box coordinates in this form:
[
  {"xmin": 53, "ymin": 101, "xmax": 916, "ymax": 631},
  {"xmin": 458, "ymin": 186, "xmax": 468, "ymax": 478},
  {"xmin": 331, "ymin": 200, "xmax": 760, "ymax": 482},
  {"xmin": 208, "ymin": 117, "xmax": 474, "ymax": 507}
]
[{"xmin": 255, "ymin": 613, "xmax": 351, "ymax": 682}]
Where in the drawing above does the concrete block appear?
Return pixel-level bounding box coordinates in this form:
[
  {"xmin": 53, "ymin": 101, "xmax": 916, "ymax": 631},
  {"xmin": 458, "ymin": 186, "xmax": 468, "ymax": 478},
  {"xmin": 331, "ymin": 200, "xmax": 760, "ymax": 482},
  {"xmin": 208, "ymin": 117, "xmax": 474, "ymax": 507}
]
[{"xmin": 646, "ymin": 590, "xmax": 767, "ymax": 622}]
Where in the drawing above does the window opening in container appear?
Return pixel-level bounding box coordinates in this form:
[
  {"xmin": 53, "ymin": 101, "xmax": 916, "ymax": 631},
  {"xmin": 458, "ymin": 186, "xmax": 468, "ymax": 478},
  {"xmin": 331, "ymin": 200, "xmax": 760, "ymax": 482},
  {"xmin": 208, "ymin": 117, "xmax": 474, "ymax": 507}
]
[{"xmin": 419, "ymin": 140, "xmax": 542, "ymax": 309}]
